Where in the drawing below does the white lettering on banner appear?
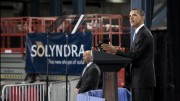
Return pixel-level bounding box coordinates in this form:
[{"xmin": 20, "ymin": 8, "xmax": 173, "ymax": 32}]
[
  {"xmin": 64, "ymin": 45, "xmax": 71, "ymax": 57},
  {"xmin": 45, "ymin": 45, "xmax": 50, "ymax": 57},
  {"xmin": 49, "ymin": 45, "xmax": 55, "ymax": 57},
  {"xmin": 31, "ymin": 45, "xmax": 37, "ymax": 57},
  {"xmin": 31, "ymin": 44, "xmax": 85, "ymax": 57},
  {"xmin": 71, "ymin": 45, "xmax": 78, "ymax": 56},
  {"xmin": 48, "ymin": 59, "xmax": 85, "ymax": 65},
  {"xmin": 37, "ymin": 45, "xmax": 44, "ymax": 57},
  {"xmin": 56, "ymin": 45, "xmax": 62, "ymax": 56}
]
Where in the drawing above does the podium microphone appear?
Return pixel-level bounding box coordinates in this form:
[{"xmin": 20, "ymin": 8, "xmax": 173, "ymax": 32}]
[{"xmin": 96, "ymin": 38, "xmax": 110, "ymax": 50}]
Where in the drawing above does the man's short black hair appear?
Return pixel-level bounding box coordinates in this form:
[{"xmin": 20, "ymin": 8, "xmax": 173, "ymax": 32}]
[{"xmin": 131, "ymin": 8, "xmax": 145, "ymax": 17}]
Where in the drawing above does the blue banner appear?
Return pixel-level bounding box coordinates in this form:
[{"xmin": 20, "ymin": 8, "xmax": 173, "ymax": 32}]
[{"xmin": 25, "ymin": 32, "xmax": 92, "ymax": 75}]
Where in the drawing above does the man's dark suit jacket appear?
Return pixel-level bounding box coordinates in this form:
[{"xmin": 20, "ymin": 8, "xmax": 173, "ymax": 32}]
[
  {"xmin": 116, "ymin": 26, "xmax": 156, "ymax": 88},
  {"xmin": 76, "ymin": 63, "xmax": 100, "ymax": 93}
]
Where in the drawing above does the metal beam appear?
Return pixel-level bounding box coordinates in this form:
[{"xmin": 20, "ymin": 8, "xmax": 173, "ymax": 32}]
[
  {"xmin": 72, "ymin": 0, "xmax": 86, "ymax": 14},
  {"xmin": 31, "ymin": 0, "xmax": 40, "ymax": 16},
  {"xmin": 152, "ymin": 1, "xmax": 167, "ymax": 27},
  {"xmin": 49, "ymin": 0, "xmax": 63, "ymax": 16}
]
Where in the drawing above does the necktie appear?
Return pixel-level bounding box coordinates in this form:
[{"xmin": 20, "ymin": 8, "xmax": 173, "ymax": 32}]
[{"xmin": 133, "ymin": 33, "xmax": 136, "ymax": 41}]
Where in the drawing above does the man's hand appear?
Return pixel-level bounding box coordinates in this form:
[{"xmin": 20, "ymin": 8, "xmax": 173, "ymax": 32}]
[
  {"xmin": 74, "ymin": 88, "xmax": 79, "ymax": 94},
  {"xmin": 101, "ymin": 43, "xmax": 117, "ymax": 54}
]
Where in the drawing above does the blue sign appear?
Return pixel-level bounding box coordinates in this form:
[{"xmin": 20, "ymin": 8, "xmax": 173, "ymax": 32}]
[{"xmin": 25, "ymin": 32, "xmax": 92, "ymax": 75}]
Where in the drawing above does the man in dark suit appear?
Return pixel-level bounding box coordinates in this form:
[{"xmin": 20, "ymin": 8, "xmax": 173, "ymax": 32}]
[
  {"xmin": 102, "ymin": 8, "xmax": 156, "ymax": 101},
  {"xmin": 75, "ymin": 50, "xmax": 101, "ymax": 94}
]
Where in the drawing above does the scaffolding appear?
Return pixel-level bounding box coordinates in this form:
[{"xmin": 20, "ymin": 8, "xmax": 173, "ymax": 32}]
[
  {"xmin": 0, "ymin": 14, "xmax": 130, "ymax": 53},
  {"xmin": 0, "ymin": 15, "xmax": 130, "ymax": 88}
]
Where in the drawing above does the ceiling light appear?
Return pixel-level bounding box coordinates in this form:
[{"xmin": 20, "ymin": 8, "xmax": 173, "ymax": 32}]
[{"xmin": 106, "ymin": 0, "xmax": 127, "ymax": 3}]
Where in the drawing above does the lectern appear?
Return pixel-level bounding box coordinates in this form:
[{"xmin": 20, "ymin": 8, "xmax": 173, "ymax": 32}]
[{"xmin": 93, "ymin": 51, "xmax": 131, "ymax": 101}]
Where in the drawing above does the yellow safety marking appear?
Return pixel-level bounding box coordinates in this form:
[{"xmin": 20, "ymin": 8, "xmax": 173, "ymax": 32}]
[
  {"xmin": 1, "ymin": 74, "xmax": 25, "ymax": 79},
  {"xmin": 1, "ymin": 74, "xmax": 74, "ymax": 80}
]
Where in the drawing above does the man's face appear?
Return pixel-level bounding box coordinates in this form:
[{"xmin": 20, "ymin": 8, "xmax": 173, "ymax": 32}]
[
  {"xmin": 129, "ymin": 10, "xmax": 144, "ymax": 29},
  {"xmin": 83, "ymin": 52, "xmax": 89, "ymax": 64}
]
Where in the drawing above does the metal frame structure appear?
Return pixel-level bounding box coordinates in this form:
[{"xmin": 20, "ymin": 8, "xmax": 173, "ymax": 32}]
[{"xmin": 0, "ymin": 14, "xmax": 129, "ymax": 53}]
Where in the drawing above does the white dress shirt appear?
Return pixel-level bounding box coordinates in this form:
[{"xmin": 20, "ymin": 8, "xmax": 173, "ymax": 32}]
[
  {"xmin": 81, "ymin": 62, "xmax": 93, "ymax": 76},
  {"xmin": 133, "ymin": 24, "xmax": 144, "ymax": 41}
]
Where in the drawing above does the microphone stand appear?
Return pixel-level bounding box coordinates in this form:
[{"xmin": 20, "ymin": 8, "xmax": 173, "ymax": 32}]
[
  {"xmin": 45, "ymin": 32, "xmax": 49, "ymax": 101},
  {"xmin": 45, "ymin": 13, "xmax": 85, "ymax": 101},
  {"xmin": 45, "ymin": 13, "xmax": 68, "ymax": 101},
  {"xmin": 64, "ymin": 14, "xmax": 84, "ymax": 101},
  {"xmin": 65, "ymin": 33, "xmax": 69, "ymax": 101}
]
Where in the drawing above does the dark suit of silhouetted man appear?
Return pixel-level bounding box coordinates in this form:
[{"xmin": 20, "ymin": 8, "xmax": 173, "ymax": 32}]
[
  {"xmin": 101, "ymin": 9, "xmax": 156, "ymax": 101},
  {"xmin": 75, "ymin": 50, "xmax": 101, "ymax": 94}
]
